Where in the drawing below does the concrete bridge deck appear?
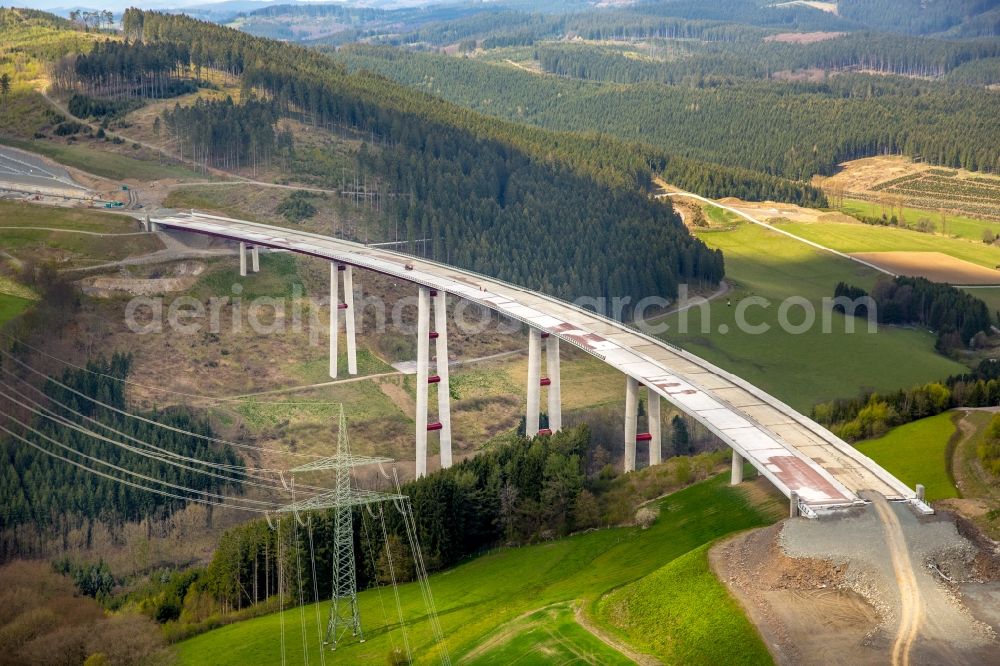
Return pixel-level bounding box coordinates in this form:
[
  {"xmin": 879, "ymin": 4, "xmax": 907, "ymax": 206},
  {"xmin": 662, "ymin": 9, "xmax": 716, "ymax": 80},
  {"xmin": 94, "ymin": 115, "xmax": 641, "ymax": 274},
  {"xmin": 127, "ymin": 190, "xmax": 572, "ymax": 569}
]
[{"xmin": 151, "ymin": 212, "xmax": 919, "ymax": 513}]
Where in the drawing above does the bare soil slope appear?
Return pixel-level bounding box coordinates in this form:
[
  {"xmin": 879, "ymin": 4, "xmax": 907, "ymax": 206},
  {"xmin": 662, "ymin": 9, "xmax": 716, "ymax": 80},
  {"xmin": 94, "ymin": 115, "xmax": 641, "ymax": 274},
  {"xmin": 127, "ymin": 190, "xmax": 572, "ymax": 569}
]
[{"xmin": 713, "ymin": 504, "xmax": 1000, "ymax": 665}]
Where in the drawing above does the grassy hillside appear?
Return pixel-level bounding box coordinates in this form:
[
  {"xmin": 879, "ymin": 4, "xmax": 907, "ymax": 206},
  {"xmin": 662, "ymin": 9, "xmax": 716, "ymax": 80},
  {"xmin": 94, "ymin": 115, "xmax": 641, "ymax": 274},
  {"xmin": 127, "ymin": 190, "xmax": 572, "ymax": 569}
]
[
  {"xmin": 0, "ymin": 200, "xmax": 162, "ymax": 268},
  {"xmin": 597, "ymin": 543, "xmax": 772, "ymax": 665},
  {"xmin": 465, "ymin": 603, "xmax": 634, "ymax": 665},
  {"xmin": 0, "ymin": 293, "xmax": 32, "ymax": 326},
  {"xmin": 662, "ymin": 218, "xmax": 966, "ymax": 411},
  {"xmin": 856, "ymin": 412, "xmax": 959, "ymax": 501},
  {"xmin": 175, "ymin": 474, "xmax": 781, "ymax": 664}
]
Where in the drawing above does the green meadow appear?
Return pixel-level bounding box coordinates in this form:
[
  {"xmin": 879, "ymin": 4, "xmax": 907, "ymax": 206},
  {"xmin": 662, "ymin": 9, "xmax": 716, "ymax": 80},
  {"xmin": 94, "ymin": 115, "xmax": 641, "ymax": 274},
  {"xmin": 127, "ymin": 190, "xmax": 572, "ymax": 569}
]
[
  {"xmin": 856, "ymin": 412, "xmax": 960, "ymax": 501},
  {"xmin": 662, "ymin": 219, "xmax": 966, "ymax": 412},
  {"xmin": 774, "ymin": 218, "xmax": 1000, "ymax": 270},
  {"xmin": 175, "ymin": 474, "xmax": 778, "ymax": 664},
  {"xmin": 841, "ymin": 199, "xmax": 1000, "ymax": 245}
]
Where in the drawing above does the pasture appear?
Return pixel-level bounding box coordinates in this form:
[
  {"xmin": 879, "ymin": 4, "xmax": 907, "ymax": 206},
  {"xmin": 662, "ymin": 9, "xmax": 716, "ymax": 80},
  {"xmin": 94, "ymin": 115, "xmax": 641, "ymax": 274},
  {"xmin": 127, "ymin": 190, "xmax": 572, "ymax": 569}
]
[
  {"xmin": 771, "ymin": 218, "xmax": 1000, "ymax": 270},
  {"xmin": 663, "ymin": 218, "xmax": 966, "ymax": 411},
  {"xmin": 597, "ymin": 544, "xmax": 772, "ymax": 666},
  {"xmin": 856, "ymin": 412, "xmax": 959, "ymax": 501},
  {"xmin": 840, "ymin": 198, "xmax": 1000, "ymax": 243}
]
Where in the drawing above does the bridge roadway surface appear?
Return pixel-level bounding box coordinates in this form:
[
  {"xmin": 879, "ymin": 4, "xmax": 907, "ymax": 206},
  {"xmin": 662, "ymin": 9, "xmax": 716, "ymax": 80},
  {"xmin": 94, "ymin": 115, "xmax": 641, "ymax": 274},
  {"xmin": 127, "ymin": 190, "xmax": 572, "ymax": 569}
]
[{"xmin": 152, "ymin": 212, "xmax": 917, "ymax": 513}]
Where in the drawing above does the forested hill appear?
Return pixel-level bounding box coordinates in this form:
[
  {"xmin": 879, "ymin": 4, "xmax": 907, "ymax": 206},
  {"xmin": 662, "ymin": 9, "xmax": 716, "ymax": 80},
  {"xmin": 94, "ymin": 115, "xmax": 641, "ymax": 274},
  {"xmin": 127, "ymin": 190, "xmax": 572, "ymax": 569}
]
[
  {"xmin": 338, "ymin": 45, "xmax": 1000, "ymax": 178},
  {"xmin": 123, "ymin": 10, "xmax": 724, "ymax": 303},
  {"xmin": 246, "ymin": 0, "xmax": 1000, "ymax": 46}
]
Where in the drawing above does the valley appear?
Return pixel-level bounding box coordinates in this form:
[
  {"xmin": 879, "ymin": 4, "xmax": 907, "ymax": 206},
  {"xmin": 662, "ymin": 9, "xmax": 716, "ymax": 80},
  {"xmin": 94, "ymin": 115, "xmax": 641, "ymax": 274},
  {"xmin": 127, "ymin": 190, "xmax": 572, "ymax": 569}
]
[{"xmin": 1, "ymin": 3, "xmax": 999, "ymax": 665}]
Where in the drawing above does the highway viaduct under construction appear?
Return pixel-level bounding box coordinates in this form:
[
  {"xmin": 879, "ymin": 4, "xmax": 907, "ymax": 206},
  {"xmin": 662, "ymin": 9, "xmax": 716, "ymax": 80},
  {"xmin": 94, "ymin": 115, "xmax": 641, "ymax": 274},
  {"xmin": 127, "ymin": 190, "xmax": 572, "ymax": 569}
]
[{"xmin": 150, "ymin": 211, "xmax": 930, "ymax": 519}]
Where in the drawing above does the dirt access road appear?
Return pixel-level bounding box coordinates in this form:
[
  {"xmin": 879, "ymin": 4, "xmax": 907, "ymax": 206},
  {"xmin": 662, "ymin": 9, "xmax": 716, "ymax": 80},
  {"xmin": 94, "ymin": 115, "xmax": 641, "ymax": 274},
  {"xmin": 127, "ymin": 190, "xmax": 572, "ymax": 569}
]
[
  {"xmin": 866, "ymin": 492, "xmax": 922, "ymax": 666},
  {"xmin": 714, "ymin": 497, "xmax": 998, "ymax": 665}
]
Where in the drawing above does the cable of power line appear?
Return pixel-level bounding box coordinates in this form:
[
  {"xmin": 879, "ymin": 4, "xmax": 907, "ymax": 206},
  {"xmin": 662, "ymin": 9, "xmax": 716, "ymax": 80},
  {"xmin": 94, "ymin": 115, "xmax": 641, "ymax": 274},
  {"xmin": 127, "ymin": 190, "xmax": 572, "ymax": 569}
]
[
  {"xmin": 0, "ymin": 347, "xmax": 323, "ymax": 460},
  {"xmin": 0, "ymin": 382, "xmax": 322, "ymax": 497},
  {"xmin": 0, "ymin": 421, "xmax": 272, "ymax": 514},
  {"xmin": 0, "ymin": 332, "xmax": 354, "ymax": 405},
  {"xmin": 0, "ymin": 410, "xmax": 284, "ymax": 510},
  {"xmin": 0, "ymin": 372, "xmax": 329, "ymax": 490}
]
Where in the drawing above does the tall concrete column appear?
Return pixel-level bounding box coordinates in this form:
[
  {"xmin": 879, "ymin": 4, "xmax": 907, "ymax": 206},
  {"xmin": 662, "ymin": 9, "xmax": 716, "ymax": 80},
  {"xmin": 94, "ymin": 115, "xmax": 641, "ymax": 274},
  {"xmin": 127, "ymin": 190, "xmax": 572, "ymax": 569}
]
[
  {"xmin": 343, "ymin": 265, "xmax": 358, "ymax": 376},
  {"xmin": 731, "ymin": 450, "xmax": 744, "ymax": 485},
  {"xmin": 648, "ymin": 391, "xmax": 661, "ymax": 466},
  {"xmin": 329, "ymin": 262, "xmax": 339, "ymax": 378},
  {"xmin": 546, "ymin": 335, "xmax": 562, "ymax": 432},
  {"xmin": 526, "ymin": 329, "xmax": 542, "ymax": 436},
  {"xmin": 434, "ymin": 290, "xmax": 452, "ymax": 468},
  {"xmin": 624, "ymin": 376, "xmax": 638, "ymax": 472},
  {"xmin": 239, "ymin": 242, "xmax": 247, "ymax": 277},
  {"xmin": 251, "ymin": 246, "xmax": 260, "ymax": 273},
  {"xmin": 415, "ymin": 287, "xmax": 431, "ymax": 478}
]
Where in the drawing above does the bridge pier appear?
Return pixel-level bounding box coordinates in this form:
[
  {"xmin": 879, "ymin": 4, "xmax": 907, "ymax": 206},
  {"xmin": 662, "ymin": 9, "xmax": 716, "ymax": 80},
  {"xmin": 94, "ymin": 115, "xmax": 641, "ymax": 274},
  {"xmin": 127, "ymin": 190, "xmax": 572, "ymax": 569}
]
[
  {"xmin": 329, "ymin": 263, "xmax": 358, "ymax": 379},
  {"xmin": 624, "ymin": 377, "xmax": 638, "ymax": 472},
  {"xmin": 526, "ymin": 329, "xmax": 542, "ymax": 436},
  {"xmin": 526, "ymin": 331, "xmax": 562, "ymax": 437},
  {"xmin": 415, "ymin": 287, "xmax": 430, "ymax": 477},
  {"xmin": 624, "ymin": 378, "xmax": 662, "ymax": 471},
  {"xmin": 648, "ymin": 392, "xmax": 661, "ymax": 466},
  {"xmin": 433, "ymin": 290, "xmax": 452, "ymax": 469},
  {"xmin": 239, "ymin": 242, "xmax": 247, "ymax": 277},
  {"xmin": 414, "ymin": 287, "xmax": 451, "ymax": 477},
  {"xmin": 731, "ymin": 451, "xmax": 744, "ymax": 485},
  {"xmin": 343, "ymin": 265, "xmax": 357, "ymax": 376},
  {"xmin": 251, "ymin": 246, "xmax": 260, "ymax": 273},
  {"xmin": 545, "ymin": 335, "xmax": 562, "ymax": 432}
]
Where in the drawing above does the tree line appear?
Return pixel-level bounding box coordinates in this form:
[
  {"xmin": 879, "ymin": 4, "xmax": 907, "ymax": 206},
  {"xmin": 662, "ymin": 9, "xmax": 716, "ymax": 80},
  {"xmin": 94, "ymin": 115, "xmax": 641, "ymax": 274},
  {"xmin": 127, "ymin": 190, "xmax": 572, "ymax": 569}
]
[
  {"xmin": 51, "ymin": 40, "xmax": 194, "ymax": 99},
  {"xmin": 535, "ymin": 34, "xmax": 1000, "ymax": 85},
  {"xmin": 812, "ymin": 359, "xmax": 1000, "ymax": 441},
  {"xmin": 833, "ymin": 277, "xmax": 994, "ymax": 350}
]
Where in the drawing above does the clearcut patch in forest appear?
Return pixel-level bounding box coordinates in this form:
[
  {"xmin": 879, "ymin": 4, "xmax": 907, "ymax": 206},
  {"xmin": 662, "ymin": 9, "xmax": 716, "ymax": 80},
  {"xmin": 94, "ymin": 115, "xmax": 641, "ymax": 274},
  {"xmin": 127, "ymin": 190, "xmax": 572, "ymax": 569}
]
[
  {"xmin": 851, "ymin": 251, "xmax": 1000, "ymax": 285},
  {"xmin": 819, "ymin": 156, "xmax": 1000, "ymax": 220}
]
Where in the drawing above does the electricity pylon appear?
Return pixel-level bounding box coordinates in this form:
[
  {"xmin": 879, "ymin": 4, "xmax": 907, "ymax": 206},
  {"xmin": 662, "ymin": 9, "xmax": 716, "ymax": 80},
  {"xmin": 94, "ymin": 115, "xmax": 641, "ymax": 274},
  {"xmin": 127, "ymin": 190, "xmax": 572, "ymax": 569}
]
[{"xmin": 281, "ymin": 406, "xmax": 404, "ymax": 649}]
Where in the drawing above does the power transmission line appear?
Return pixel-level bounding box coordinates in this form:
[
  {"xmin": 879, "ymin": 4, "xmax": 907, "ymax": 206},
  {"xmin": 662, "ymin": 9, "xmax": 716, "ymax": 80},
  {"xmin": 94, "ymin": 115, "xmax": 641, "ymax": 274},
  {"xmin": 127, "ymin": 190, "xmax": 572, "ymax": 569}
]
[
  {"xmin": 0, "ymin": 409, "xmax": 284, "ymax": 510},
  {"xmin": 0, "ymin": 332, "xmax": 351, "ymax": 406},
  {"xmin": 0, "ymin": 347, "xmax": 324, "ymax": 460},
  {"xmin": 0, "ymin": 380, "xmax": 322, "ymax": 496},
  {"xmin": 0, "ymin": 420, "xmax": 276, "ymax": 514}
]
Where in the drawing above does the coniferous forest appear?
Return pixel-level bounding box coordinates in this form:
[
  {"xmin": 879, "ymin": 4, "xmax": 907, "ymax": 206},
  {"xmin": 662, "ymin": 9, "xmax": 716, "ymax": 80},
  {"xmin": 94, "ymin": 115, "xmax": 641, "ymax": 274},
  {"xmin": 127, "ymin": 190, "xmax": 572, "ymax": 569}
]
[
  {"xmin": 0, "ymin": 354, "xmax": 243, "ymax": 559},
  {"xmin": 132, "ymin": 9, "xmax": 724, "ymax": 304}
]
